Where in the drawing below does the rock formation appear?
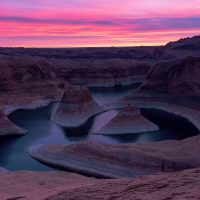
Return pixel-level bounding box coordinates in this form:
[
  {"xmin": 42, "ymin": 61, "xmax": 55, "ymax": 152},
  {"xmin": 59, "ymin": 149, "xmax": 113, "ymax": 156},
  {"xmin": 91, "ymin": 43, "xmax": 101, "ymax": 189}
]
[
  {"xmin": 0, "ymin": 110, "xmax": 27, "ymax": 135},
  {"xmin": 0, "ymin": 55, "xmax": 67, "ymax": 114},
  {"xmin": 50, "ymin": 58, "xmax": 151, "ymax": 87},
  {"xmin": 27, "ymin": 133, "xmax": 200, "ymax": 178},
  {"xmin": 46, "ymin": 168, "xmax": 200, "ymax": 200},
  {"xmin": 50, "ymin": 85, "xmax": 101, "ymax": 127},
  {"xmin": 0, "ymin": 55, "xmax": 51, "ymax": 92},
  {"xmin": 140, "ymin": 56, "xmax": 200, "ymax": 95},
  {"xmin": 0, "ymin": 171, "xmax": 98, "ymax": 200},
  {"xmin": 1, "ymin": 168, "xmax": 200, "ymax": 200},
  {"xmin": 154, "ymin": 35, "xmax": 200, "ymax": 60},
  {"xmin": 93, "ymin": 104, "xmax": 159, "ymax": 134},
  {"xmin": 0, "ymin": 167, "xmax": 8, "ymax": 174},
  {"xmin": 0, "ymin": 54, "xmax": 67, "ymax": 134},
  {"xmin": 101, "ymin": 56, "xmax": 200, "ymax": 130},
  {"xmin": 27, "ymin": 55, "xmax": 200, "ymax": 179}
]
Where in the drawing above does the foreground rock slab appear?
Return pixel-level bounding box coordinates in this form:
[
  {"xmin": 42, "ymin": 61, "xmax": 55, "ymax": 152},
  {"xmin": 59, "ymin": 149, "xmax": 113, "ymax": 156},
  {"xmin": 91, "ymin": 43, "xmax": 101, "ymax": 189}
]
[
  {"xmin": 51, "ymin": 85, "xmax": 102, "ymax": 127},
  {"xmin": 46, "ymin": 168, "xmax": 200, "ymax": 200},
  {"xmin": 1, "ymin": 168, "xmax": 200, "ymax": 200},
  {"xmin": 27, "ymin": 134, "xmax": 200, "ymax": 178},
  {"xmin": 0, "ymin": 171, "xmax": 98, "ymax": 200},
  {"xmin": 93, "ymin": 104, "xmax": 159, "ymax": 134}
]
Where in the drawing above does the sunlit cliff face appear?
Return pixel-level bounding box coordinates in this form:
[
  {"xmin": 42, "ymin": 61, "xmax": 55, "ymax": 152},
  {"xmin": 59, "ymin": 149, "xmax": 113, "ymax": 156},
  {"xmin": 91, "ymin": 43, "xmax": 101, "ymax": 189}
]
[{"xmin": 0, "ymin": 0, "xmax": 200, "ymax": 47}]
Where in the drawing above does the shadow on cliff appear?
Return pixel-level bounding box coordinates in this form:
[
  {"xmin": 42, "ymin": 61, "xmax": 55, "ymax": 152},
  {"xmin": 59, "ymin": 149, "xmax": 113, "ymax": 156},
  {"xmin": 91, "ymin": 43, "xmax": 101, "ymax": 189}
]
[{"xmin": 61, "ymin": 117, "xmax": 95, "ymax": 138}]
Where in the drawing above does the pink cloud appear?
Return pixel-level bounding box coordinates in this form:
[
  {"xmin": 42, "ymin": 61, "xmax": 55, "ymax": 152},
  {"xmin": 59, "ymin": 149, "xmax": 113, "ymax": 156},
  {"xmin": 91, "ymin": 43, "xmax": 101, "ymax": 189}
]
[{"xmin": 0, "ymin": 0, "xmax": 200, "ymax": 47}]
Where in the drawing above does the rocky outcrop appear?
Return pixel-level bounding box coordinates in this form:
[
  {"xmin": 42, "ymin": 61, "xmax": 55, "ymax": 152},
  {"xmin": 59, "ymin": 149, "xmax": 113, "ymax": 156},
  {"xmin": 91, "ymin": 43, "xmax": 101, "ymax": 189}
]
[
  {"xmin": 1, "ymin": 167, "xmax": 200, "ymax": 200},
  {"xmin": 46, "ymin": 168, "xmax": 200, "ymax": 200},
  {"xmin": 0, "ymin": 110, "xmax": 27, "ymax": 135},
  {"xmin": 140, "ymin": 56, "xmax": 200, "ymax": 95},
  {"xmin": 0, "ymin": 167, "xmax": 8, "ymax": 174},
  {"xmin": 0, "ymin": 55, "xmax": 67, "ymax": 134},
  {"xmin": 93, "ymin": 104, "xmax": 159, "ymax": 134},
  {"xmin": 0, "ymin": 170, "xmax": 98, "ymax": 200},
  {"xmin": 155, "ymin": 35, "xmax": 200, "ymax": 60},
  {"xmin": 0, "ymin": 55, "xmax": 52, "ymax": 92},
  {"xmin": 97, "ymin": 56, "xmax": 200, "ymax": 132},
  {"xmin": 50, "ymin": 85, "xmax": 102, "ymax": 127},
  {"xmin": 27, "ymin": 133, "xmax": 200, "ymax": 178},
  {"xmin": 50, "ymin": 58, "xmax": 151, "ymax": 87}
]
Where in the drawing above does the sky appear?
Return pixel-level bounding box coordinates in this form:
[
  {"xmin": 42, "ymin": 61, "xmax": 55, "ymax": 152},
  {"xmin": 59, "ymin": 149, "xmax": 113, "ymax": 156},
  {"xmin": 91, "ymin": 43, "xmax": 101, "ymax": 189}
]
[{"xmin": 0, "ymin": 0, "xmax": 200, "ymax": 47}]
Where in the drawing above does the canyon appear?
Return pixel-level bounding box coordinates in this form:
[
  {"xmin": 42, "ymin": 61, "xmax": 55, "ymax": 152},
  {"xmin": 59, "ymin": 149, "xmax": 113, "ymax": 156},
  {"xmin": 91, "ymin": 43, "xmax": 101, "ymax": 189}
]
[{"xmin": 1, "ymin": 35, "xmax": 200, "ymax": 199}]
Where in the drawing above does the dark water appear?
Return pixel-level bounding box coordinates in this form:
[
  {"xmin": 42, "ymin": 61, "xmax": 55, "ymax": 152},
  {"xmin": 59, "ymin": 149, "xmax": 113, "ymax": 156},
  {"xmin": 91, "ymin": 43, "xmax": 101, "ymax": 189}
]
[{"xmin": 0, "ymin": 84, "xmax": 198, "ymax": 171}]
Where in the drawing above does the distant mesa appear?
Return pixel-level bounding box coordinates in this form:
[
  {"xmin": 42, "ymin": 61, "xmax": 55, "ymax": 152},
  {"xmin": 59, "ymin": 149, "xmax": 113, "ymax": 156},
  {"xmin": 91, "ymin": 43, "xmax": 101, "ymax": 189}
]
[
  {"xmin": 50, "ymin": 85, "xmax": 101, "ymax": 127},
  {"xmin": 93, "ymin": 104, "xmax": 159, "ymax": 135}
]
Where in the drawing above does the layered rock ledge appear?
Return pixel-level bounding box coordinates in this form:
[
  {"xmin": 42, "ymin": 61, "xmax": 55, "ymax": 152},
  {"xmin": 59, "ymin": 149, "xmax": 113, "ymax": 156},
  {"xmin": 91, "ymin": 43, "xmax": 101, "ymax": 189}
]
[
  {"xmin": 0, "ymin": 171, "xmax": 98, "ymax": 200},
  {"xmin": 0, "ymin": 110, "xmax": 27, "ymax": 135},
  {"xmin": 1, "ymin": 168, "xmax": 200, "ymax": 200},
  {"xmin": 27, "ymin": 133, "xmax": 200, "ymax": 178},
  {"xmin": 50, "ymin": 58, "xmax": 151, "ymax": 87},
  {"xmin": 0, "ymin": 54, "xmax": 67, "ymax": 135},
  {"xmin": 101, "ymin": 56, "xmax": 200, "ymax": 131},
  {"xmin": 50, "ymin": 85, "xmax": 102, "ymax": 127},
  {"xmin": 46, "ymin": 168, "xmax": 200, "ymax": 200},
  {"xmin": 93, "ymin": 104, "xmax": 159, "ymax": 134}
]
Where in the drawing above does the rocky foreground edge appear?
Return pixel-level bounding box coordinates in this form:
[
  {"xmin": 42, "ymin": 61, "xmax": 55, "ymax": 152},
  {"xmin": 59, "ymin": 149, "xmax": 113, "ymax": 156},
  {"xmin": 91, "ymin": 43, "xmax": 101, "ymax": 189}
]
[{"xmin": 1, "ymin": 168, "xmax": 200, "ymax": 200}]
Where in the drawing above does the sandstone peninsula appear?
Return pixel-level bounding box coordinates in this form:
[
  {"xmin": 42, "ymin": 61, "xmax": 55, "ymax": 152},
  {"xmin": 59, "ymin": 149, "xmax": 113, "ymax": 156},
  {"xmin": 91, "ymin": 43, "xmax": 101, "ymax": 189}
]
[
  {"xmin": 0, "ymin": 110, "xmax": 27, "ymax": 135},
  {"xmin": 93, "ymin": 104, "xmax": 159, "ymax": 134},
  {"xmin": 27, "ymin": 134, "xmax": 200, "ymax": 178},
  {"xmin": 51, "ymin": 85, "xmax": 101, "ymax": 127}
]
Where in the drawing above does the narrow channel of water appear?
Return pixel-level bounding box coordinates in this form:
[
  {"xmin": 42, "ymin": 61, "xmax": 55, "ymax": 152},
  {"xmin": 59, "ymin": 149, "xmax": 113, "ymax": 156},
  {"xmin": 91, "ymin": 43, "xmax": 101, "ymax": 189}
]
[{"xmin": 0, "ymin": 84, "xmax": 198, "ymax": 171}]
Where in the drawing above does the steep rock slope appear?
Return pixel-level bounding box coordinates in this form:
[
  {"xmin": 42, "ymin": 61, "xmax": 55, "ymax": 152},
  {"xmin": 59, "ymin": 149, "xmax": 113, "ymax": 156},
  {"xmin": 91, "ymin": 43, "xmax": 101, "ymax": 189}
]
[
  {"xmin": 93, "ymin": 104, "xmax": 159, "ymax": 134},
  {"xmin": 51, "ymin": 85, "xmax": 101, "ymax": 127}
]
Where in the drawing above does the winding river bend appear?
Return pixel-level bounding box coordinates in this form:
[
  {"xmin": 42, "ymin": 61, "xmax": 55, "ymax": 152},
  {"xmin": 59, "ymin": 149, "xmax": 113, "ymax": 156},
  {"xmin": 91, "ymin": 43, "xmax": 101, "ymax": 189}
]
[{"xmin": 0, "ymin": 84, "xmax": 198, "ymax": 171}]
